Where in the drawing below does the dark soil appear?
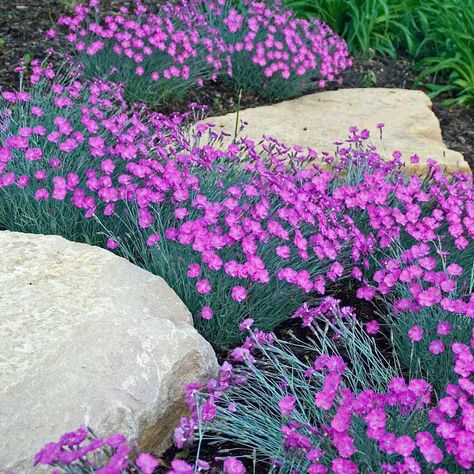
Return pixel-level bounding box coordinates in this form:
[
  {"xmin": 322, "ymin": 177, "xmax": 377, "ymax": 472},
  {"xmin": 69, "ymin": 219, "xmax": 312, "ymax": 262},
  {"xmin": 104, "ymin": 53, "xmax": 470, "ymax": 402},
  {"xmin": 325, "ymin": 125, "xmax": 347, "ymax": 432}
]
[{"xmin": 0, "ymin": 0, "xmax": 66, "ymax": 85}]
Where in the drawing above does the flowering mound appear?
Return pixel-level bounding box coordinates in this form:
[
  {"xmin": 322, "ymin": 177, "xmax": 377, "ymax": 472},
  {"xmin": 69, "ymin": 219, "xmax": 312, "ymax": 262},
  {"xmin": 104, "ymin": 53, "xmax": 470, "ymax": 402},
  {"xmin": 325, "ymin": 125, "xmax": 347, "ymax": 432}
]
[
  {"xmin": 1, "ymin": 15, "xmax": 473, "ymax": 468},
  {"xmin": 201, "ymin": 0, "xmax": 351, "ymax": 99},
  {"xmin": 175, "ymin": 302, "xmax": 474, "ymax": 473},
  {"xmin": 51, "ymin": 0, "xmax": 351, "ymax": 104},
  {"xmin": 1, "ymin": 69, "xmax": 474, "ymax": 348}
]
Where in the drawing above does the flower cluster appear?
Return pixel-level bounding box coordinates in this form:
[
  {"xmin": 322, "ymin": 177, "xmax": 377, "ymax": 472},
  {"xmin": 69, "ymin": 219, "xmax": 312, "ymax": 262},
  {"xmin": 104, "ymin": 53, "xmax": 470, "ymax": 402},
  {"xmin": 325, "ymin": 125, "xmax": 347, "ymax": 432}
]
[
  {"xmin": 1, "ymin": 9, "xmax": 474, "ymax": 469},
  {"xmin": 34, "ymin": 425, "xmax": 160, "ymax": 473},
  {"xmin": 35, "ymin": 425, "xmax": 246, "ymax": 473},
  {"xmin": 2, "ymin": 73, "xmax": 474, "ymax": 348},
  {"xmin": 204, "ymin": 0, "xmax": 351, "ymax": 98},
  {"xmin": 50, "ymin": 0, "xmax": 351, "ymax": 103},
  {"xmin": 174, "ymin": 311, "xmax": 474, "ymax": 473},
  {"xmin": 52, "ymin": 0, "xmax": 227, "ymax": 105}
]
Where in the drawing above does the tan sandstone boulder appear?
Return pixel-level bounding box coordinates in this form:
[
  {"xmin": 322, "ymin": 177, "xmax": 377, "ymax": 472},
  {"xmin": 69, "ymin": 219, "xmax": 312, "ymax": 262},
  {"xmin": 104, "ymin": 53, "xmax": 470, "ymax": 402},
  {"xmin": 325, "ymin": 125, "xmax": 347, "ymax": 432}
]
[
  {"xmin": 0, "ymin": 231, "xmax": 217, "ymax": 472},
  {"xmin": 205, "ymin": 88, "xmax": 469, "ymax": 174}
]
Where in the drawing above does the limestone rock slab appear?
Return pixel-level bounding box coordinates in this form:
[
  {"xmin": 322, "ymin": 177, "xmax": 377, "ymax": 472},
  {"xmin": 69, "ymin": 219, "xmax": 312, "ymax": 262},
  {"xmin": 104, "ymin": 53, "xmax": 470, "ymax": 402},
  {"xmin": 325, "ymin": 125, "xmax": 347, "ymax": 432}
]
[
  {"xmin": 0, "ymin": 231, "xmax": 218, "ymax": 472},
  {"xmin": 206, "ymin": 88, "xmax": 468, "ymax": 173}
]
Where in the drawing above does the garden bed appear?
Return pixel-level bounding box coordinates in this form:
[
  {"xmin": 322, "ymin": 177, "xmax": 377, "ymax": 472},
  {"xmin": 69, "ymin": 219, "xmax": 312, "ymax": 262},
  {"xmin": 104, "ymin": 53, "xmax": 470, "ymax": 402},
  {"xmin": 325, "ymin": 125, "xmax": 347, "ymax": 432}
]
[
  {"xmin": 0, "ymin": 0, "xmax": 472, "ymax": 169},
  {"xmin": 1, "ymin": 0, "xmax": 474, "ymax": 472}
]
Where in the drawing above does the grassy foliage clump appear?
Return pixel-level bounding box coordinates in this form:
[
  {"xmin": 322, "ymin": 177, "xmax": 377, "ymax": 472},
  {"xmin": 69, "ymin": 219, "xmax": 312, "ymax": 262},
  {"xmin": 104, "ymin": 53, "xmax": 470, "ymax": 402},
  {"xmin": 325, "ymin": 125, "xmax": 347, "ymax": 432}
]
[{"xmin": 284, "ymin": 0, "xmax": 474, "ymax": 106}]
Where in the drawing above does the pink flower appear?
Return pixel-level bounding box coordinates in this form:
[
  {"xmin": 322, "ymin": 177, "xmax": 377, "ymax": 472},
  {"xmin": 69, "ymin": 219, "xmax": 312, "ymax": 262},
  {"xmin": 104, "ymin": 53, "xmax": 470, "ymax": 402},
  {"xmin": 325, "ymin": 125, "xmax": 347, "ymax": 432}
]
[
  {"xmin": 146, "ymin": 234, "xmax": 161, "ymax": 247},
  {"xmin": 447, "ymin": 263, "xmax": 463, "ymax": 276},
  {"xmin": 331, "ymin": 459, "xmax": 357, "ymax": 474},
  {"xmin": 100, "ymin": 159, "xmax": 115, "ymax": 174},
  {"xmin": 395, "ymin": 435, "xmax": 415, "ymax": 457},
  {"xmin": 106, "ymin": 433, "xmax": 126, "ymax": 448},
  {"xmin": 408, "ymin": 326, "xmax": 424, "ymax": 343},
  {"xmin": 106, "ymin": 239, "xmax": 119, "ymax": 250},
  {"xmin": 429, "ymin": 340, "xmax": 445, "ymax": 355},
  {"xmin": 25, "ymin": 148, "xmax": 43, "ymax": 161},
  {"xmin": 49, "ymin": 158, "xmax": 62, "ymax": 169},
  {"xmin": 187, "ymin": 264, "xmax": 201, "ymax": 278},
  {"xmin": 34, "ymin": 442, "xmax": 60, "ymax": 465},
  {"xmin": 365, "ymin": 320, "xmax": 380, "ymax": 335},
  {"xmin": 34, "ymin": 170, "xmax": 47, "ymax": 180},
  {"xmin": 223, "ymin": 457, "xmax": 246, "ymax": 474},
  {"xmin": 239, "ymin": 318, "xmax": 254, "ymax": 331},
  {"xmin": 169, "ymin": 459, "xmax": 193, "ymax": 474},
  {"xmin": 276, "ymin": 245, "xmax": 291, "ymax": 258},
  {"xmin": 136, "ymin": 453, "xmax": 159, "ymax": 474},
  {"xmin": 201, "ymin": 306, "xmax": 213, "ymax": 320},
  {"xmin": 437, "ymin": 321, "xmax": 451, "ymax": 336},
  {"xmin": 16, "ymin": 175, "xmax": 29, "ymax": 188},
  {"xmin": 196, "ymin": 279, "xmax": 211, "ymax": 294},
  {"xmin": 357, "ymin": 285, "xmax": 375, "ymax": 301},
  {"xmin": 278, "ymin": 396, "xmax": 296, "ymax": 415},
  {"xmin": 34, "ymin": 188, "xmax": 49, "ymax": 200},
  {"xmin": 231, "ymin": 286, "xmax": 247, "ymax": 302},
  {"xmin": 418, "ymin": 286, "xmax": 441, "ymax": 307}
]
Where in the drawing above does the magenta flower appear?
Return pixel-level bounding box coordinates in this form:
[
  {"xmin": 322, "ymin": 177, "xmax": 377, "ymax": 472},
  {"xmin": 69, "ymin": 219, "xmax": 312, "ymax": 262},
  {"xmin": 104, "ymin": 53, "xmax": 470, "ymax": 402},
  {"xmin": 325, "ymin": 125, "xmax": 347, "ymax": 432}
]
[
  {"xmin": 365, "ymin": 320, "xmax": 380, "ymax": 335},
  {"xmin": 146, "ymin": 234, "xmax": 161, "ymax": 247},
  {"xmin": 25, "ymin": 147, "xmax": 43, "ymax": 161},
  {"xmin": 429, "ymin": 340, "xmax": 445, "ymax": 355},
  {"xmin": 356, "ymin": 285, "xmax": 375, "ymax": 301},
  {"xmin": 106, "ymin": 239, "xmax": 119, "ymax": 250},
  {"xmin": 187, "ymin": 263, "xmax": 201, "ymax": 278},
  {"xmin": 276, "ymin": 245, "xmax": 291, "ymax": 258},
  {"xmin": 223, "ymin": 457, "xmax": 246, "ymax": 474},
  {"xmin": 447, "ymin": 263, "xmax": 463, "ymax": 276},
  {"xmin": 437, "ymin": 321, "xmax": 452, "ymax": 336},
  {"xmin": 239, "ymin": 318, "xmax": 254, "ymax": 331},
  {"xmin": 394, "ymin": 435, "xmax": 416, "ymax": 457},
  {"xmin": 34, "ymin": 188, "xmax": 50, "ymax": 200},
  {"xmin": 136, "ymin": 453, "xmax": 159, "ymax": 474},
  {"xmin": 169, "ymin": 459, "xmax": 194, "ymax": 474},
  {"xmin": 408, "ymin": 326, "xmax": 424, "ymax": 343},
  {"xmin": 201, "ymin": 306, "xmax": 213, "ymax": 320},
  {"xmin": 278, "ymin": 395, "xmax": 296, "ymax": 415},
  {"xmin": 106, "ymin": 433, "xmax": 126, "ymax": 448},
  {"xmin": 34, "ymin": 442, "xmax": 60, "ymax": 465},
  {"xmin": 196, "ymin": 279, "xmax": 211, "ymax": 294},
  {"xmin": 331, "ymin": 459, "xmax": 357, "ymax": 474},
  {"xmin": 231, "ymin": 286, "xmax": 247, "ymax": 302}
]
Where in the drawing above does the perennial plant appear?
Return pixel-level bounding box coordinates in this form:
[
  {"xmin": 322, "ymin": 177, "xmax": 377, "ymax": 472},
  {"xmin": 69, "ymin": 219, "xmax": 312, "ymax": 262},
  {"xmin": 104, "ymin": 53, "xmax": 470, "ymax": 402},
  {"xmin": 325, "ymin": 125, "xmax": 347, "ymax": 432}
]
[{"xmin": 50, "ymin": 0, "xmax": 351, "ymax": 104}]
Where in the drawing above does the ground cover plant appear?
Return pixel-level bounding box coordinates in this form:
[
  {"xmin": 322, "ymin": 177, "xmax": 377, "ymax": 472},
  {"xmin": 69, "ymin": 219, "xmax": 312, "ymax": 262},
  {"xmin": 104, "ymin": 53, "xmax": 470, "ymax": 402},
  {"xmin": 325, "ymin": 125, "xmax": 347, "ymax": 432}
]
[
  {"xmin": 283, "ymin": 0, "xmax": 474, "ymax": 106},
  {"xmin": 49, "ymin": 0, "xmax": 351, "ymax": 105},
  {"xmin": 2, "ymin": 65, "xmax": 474, "ymax": 470},
  {"xmin": 0, "ymin": 0, "xmax": 473, "ymax": 472},
  {"xmin": 2, "ymin": 64, "xmax": 474, "ymax": 347}
]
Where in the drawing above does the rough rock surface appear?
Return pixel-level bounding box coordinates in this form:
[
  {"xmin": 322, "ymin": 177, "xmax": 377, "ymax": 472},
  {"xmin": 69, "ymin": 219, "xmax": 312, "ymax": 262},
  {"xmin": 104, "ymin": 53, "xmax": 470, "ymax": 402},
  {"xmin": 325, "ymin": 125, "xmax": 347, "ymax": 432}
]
[
  {"xmin": 205, "ymin": 88, "xmax": 468, "ymax": 173},
  {"xmin": 0, "ymin": 231, "xmax": 218, "ymax": 472}
]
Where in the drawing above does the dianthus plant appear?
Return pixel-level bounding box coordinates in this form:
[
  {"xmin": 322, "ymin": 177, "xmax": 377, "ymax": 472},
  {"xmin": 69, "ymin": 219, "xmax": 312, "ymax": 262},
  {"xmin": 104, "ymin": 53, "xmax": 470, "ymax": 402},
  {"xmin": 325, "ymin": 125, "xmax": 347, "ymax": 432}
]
[
  {"xmin": 53, "ymin": 0, "xmax": 227, "ymax": 106},
  {"xmin": 175, "ymin": 299, "xmax": 474, "ymax": 473},
  {"xmin": 200, "ymin": 0, "xmax": 352, "ymax": 100},
  {"xmin": 52, "ymin": 0, "xmax": 351, "ymax": 105},
  {"xmin": 2, "ymin": 66, "xmax": 474, "ymax": 350},
  {"xmin": 0, "ymin": 68, "xmax": 361, "ymax": 347}
]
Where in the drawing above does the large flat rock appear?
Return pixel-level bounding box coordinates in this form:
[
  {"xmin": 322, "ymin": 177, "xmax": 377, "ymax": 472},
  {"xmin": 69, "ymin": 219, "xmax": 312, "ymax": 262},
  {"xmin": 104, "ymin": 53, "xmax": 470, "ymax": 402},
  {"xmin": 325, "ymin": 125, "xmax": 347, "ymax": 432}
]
[
  {"xmin": 206, "ymin": 88, "xmax": 468, "ymax": 173},
  {"xmin": 0, "ymin": 231, "xmax": 218, "ymax": 472}
]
